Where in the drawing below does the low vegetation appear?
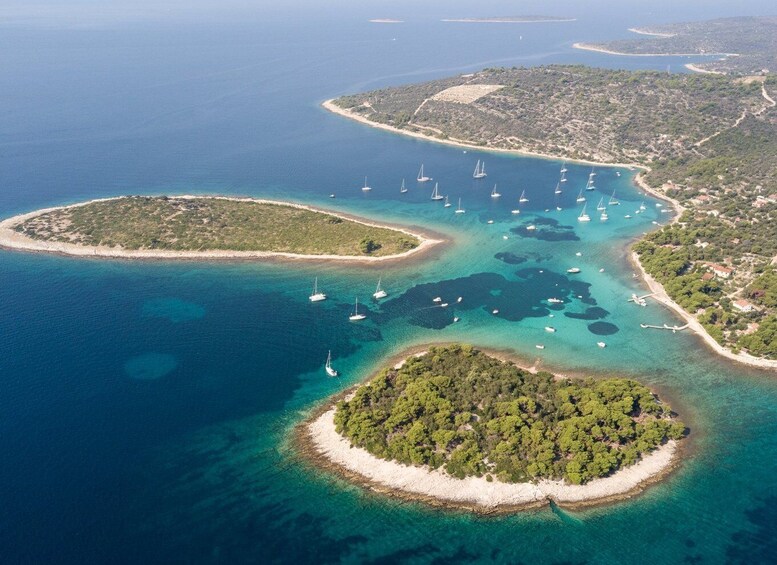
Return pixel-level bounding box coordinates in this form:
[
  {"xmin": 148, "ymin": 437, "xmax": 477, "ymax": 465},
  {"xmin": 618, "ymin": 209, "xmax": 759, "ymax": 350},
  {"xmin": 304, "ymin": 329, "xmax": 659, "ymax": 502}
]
[
  {"xmin": 14, "ymin": 196, "xmax": 420, "ymax": 257},
  {"xmin": 583, "ymin": 16, "xmax": 777, "ymax": 75},
  {"xmin": 335, "ymin": 345, "xmax": 685, "ymax": 485}
]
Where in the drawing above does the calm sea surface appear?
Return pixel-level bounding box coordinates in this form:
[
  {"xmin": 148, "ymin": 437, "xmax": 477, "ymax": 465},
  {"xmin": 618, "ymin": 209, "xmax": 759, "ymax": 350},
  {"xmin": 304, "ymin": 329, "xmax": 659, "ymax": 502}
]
[{"xmin": 1, "ymin": 1, "xmax": 776, "ymax": 563}]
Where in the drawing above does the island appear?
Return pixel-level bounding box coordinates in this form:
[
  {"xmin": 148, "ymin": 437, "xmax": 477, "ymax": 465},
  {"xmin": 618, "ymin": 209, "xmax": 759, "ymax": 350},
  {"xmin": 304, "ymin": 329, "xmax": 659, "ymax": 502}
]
[
  {"xmin": 573, "ymin": 16, "xmax": 777, "ymax": 75},
  {"xmin": 441, "ymin": 16, "xmax": 576, "ymax": 24},
  {"xmin": 0, "ymin": 196, "xmax": 436, "ymax": 262},
  {"xmin": 323, "ymin": 60, "xmax": 777, "ymax": 366},
  {"xmin": 299, "ymin": 345, "xmax": 686, "ymax": 512}
]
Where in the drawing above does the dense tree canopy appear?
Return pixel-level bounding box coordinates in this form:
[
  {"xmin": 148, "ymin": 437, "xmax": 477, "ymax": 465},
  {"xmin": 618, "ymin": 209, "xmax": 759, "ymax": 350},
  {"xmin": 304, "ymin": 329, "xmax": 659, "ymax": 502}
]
[{"xmin": 335, "ymin": 345, "xmax": 685, "ymax": 485}]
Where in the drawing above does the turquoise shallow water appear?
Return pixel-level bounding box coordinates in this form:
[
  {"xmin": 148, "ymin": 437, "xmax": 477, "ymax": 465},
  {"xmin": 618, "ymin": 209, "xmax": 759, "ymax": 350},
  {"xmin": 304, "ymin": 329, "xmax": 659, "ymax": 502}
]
[{"xmin": 1, "ymin": 2, "xmax": 777, "ymax": 563}]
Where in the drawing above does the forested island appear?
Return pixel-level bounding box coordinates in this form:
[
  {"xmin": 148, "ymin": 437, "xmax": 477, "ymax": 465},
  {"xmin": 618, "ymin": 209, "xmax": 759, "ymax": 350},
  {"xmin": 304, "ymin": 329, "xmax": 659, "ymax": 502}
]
[
  {"xmin": 326, "ymin": 62, "xmax": 777, "ymax": 363},
  {"xmin": 0, "ymin": 196, "xmax": 429, "ymax": 261},
  {"xmin": 575, "ymin": 17, "xmax": 777, "ymax": 75},
  {"xmin": 303, "ymin": 345, "xmax": 685, "ymax": 511}
]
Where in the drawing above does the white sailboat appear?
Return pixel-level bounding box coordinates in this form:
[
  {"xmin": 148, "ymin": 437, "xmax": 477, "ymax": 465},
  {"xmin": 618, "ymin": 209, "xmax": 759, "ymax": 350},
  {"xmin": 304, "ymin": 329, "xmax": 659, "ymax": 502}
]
[
  {"xmin": 596, "ymin": 196, "xmax": 606, "ymax": 211},
  {"xmin": 491, "ymin": 184, "xmax": 501, "ymax": 198},
  {"xmin": 417, "ymin": 164, "xmax": 431, "ymax": 182},
  {"xmin": 348, "ymin": 298, "xmax": 366, "ymax": 321},
  {"xmin": 560, "ymin": 162, "xmax": 568, "ymax": 173},
  {"xmin": 431, "ymin": 182, "xmax": 444, "ymax": 201},
  {"xmin": 361, "ymin": 176, "xmax": 372, "ymax": 191},
  {"xmin": 560, "ymin": 168, "xmax": 567, "ymax": 183},
  {"xmin": 325, "ymin": 350, "xmax": 338, "ymax": 377},
  {"xmin": 600, "ymin": 206, "xmax": 609, "ymax": 221},
  {"xmin": 473, "ymin": 160, "xmax": 487, "ymax": 179},
  {"xmin": 455, "ymin": 197, "xmax": 465, "ymax": 214},
  {"xmin": 400, "ymin": 179, "xmax": 408, "ymax": 193},
  {"xmin": 554, "ymin": 182, "xmax": 562, "ymax": 195},
  {"xmin": 608, "ymin": 190, "xmax": 620, "ymax": 206},
  {"xmin": 519, "ymin": 189, "xmax": 529, "ymax": 203},
  {"xmin": 576, "ymin": 189, "xmax": 586, "ymax": 203},
  {"xmin": 373, "ymin": 277, "xmax": 387, "ymax": 299},
  {"xmin": 444, "ymin": 195, "xmax": 452, "ymax": 207},
  {"xmin": 585, "ymin": 170, "xmax": 596, "ymax": 191},
  {"xmin": 578, "ymin": 204, "xmax": 591, "ymax": 222},
  {"xmin": 309, "ymin": 277, "xmax": 327, "ymax": 302},
  {"xmin": 639, "ymin": 201, "xmax": 646, "ymax": 211}
]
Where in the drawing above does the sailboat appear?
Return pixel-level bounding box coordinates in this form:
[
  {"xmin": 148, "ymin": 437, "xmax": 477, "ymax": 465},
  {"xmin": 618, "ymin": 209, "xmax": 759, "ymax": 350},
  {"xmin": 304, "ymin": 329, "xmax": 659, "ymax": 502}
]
[
  {"xmin": 560, "ymin": 162, "xmax": 568, "ymax": 174},
  {"xmin": 585, "ymin": 170, "xmax": 596, "ymax": 191},
  {"xmin": 554, "ymin": 182, "xmax": 562, "ymax": 195},
  {"xmin": 348, "ymin": 298, "xmax": 366, "ymax": 321},
  {"xmin": 325, "ymin": 350, "xmax": 338, "ymax": 377},
  {"xmin": 400, "ymin": 179, "xmax": 408, "ymax": 193},
  {"xmin": 600, "ymin": 206, "xmax": 609, "ymax": 221},
  {"xmin": 519, "ymin": 189, "xmax": 529, "ymax": 203},
  {"xmin": 576, "ymin": 189, "xmax": 586, "ymax": 203},
  {"xmin": 559, "ymin": 168, "xmax": 567, "ymax": 183},
  {"xmin": 596, "ymin": 197, "xmax": 606, "ymax": 211},
  {"xmin": 455, "ymin": 197, "xmax": 465, "ymax": 214},
  {"xmin": 373, "ymin": 277, "xmax": 387, "ymax": 299},
  {"xmin": 578, "ymin": 203, "xmax": 591, "ymax": 222},
  {"xmin": 309, "ymin": 277, "xmax": 327, "ymax": 302},
  {"xmin": 491, "ymin": 184, "xmax": 501, "ymax": 198},
  {"xmin": 417, "ymin": 164, "xmax": 432, "ymax": 183},
  {"xmin": 473, "ymin": 160, "xmax": 487, "ymax": 179},
  {"xmin": 639, "ymin": 201, "xmax": 646, "ymax": 211},
  {"xmin": 444, "ymin": 195, "xmax": 452, "ymax": 207},
  {"xmin": 431, "ymin": 182, "xmax": 444, "ymax": 201},
  {"xmin": 361, "ymin": 176, "xmax": 372, "ymax": 191},
  {"xmin": 608, "ymin": 190, "xmax": 620, "ymax": 206}
]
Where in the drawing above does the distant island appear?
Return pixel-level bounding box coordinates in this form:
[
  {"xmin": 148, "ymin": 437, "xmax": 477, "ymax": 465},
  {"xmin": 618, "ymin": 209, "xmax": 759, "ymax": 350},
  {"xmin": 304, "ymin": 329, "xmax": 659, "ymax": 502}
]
[
  {"xmin": 300, "ymin": 345, "xmax": 686, "ymax": 512},
  {"xmin": 574, "ymin": 16, "xmax": 777, "ymax": 75},
  {"xmin": 324, "ymin": 61, "xmax": 777, "ymax": 366},
  {"xmin": 0, "ymin": 196, "xmax": 435, "ymax": 261},
  {"xmin": 441, "ymin": 16, "xmax": 576, "ymax": 24}
]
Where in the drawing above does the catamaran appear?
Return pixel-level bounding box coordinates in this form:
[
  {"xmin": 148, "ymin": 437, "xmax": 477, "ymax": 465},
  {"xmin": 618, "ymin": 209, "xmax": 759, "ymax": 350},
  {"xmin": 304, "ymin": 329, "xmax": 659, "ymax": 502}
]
[
  {"xmin": 491, "ymin": 184, "xmax": 501, "ymax": 198},
  {"xmin": 578, "ymin": 204, "xmax": 591, "ymax": 222},
  {"xmin": 576, "ymin": 189, "xmax": 586, "ymax": 203},
  {"xmin": 361, "ymin": 176, "xmax": 372, "ymax": 191},
  {"xmin": 417, "ymin": 164, "xmax": 431, "ymax": 182},
  {"xmin": 400, "ymin": 179, "xmax": 407, "ymax": 193},
  {"xmin": 431, "ymin": 182, "xmax": 444, "ymax": 201},
  {"xmin": 444, "ymin": 195, "xmax": 452, "ymax": 207},
  {"xmin": 348, "ymin": 298, "xmax": 366, "ymax": 321},
  {"xmin": 554, "ymin": 182, "xmax": 562, "ymax": 195},
  {"xmin": 519, "ymin": 189, "xmax": 529, "ymax": 203},
  {"xmin": 309, "ymin": 277, "xmax": 326, "ymax": 302},
  {"xmin": 325, "ymin": 350, "xmax": 338, "ymax": 377},
  {"xmin": 455, "ymin": 197, "xmax": 465, "ymax": 214},
  {"xmin": 473, "ymin": 160, "xmax": 487, "ymax": 179},
  {"xmin": 373, "ymin": 277, "xmax": 387, "ymax": 299},
  {"xmin": 596, "ymin": 197, "xmax": 606, "ymax": 211},
  {"xmin": 608, "ymin": 190, "xmax": 620, "ymax": 206}
]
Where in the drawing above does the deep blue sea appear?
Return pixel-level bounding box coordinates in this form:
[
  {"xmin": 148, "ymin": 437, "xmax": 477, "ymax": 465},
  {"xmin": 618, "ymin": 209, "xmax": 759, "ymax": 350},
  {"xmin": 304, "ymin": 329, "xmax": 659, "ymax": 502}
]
[{"xmin": 2, "ymin": 1, "xmax": 777, "ymax": 563}]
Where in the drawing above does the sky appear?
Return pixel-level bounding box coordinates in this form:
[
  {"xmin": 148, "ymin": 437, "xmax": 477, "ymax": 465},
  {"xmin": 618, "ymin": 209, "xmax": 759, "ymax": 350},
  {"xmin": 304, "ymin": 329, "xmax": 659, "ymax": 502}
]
[{"xmin": 0, "ymin": 1, "xmax": 774, "ymax": 29}]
